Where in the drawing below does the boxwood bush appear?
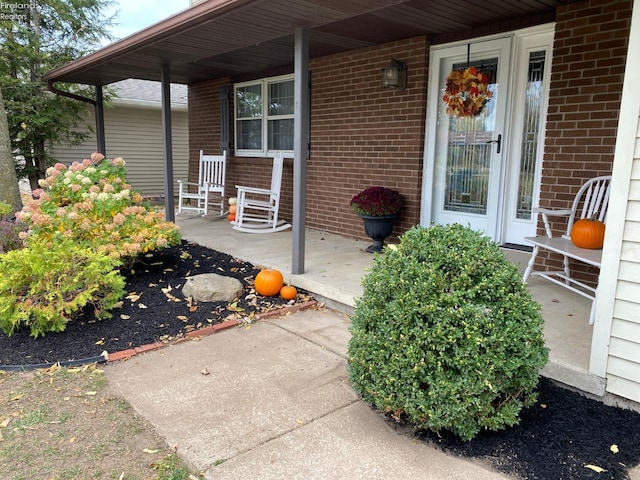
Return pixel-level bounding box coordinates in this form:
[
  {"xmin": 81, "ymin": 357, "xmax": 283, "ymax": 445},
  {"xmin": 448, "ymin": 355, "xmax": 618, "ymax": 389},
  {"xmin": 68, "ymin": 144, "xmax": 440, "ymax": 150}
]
[{"xmin": 348, "ymin": 224, "xmax": 548, "ymax": 441}]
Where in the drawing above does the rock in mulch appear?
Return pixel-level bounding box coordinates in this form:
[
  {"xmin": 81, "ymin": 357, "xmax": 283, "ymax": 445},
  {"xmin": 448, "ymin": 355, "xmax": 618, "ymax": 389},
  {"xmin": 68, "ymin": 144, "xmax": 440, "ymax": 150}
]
[{"xmin": 182, "ymin": 273, "xmax": 244, "ymax": 303}]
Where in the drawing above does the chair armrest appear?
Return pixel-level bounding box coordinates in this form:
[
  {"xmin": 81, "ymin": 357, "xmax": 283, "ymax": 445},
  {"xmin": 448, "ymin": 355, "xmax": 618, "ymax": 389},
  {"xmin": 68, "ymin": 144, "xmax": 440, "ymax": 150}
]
[
  {"xmin": 532, "ymin": 207, "xmax": 573, "ymax": 217},
  {"xmin": 176, "ymin": 180, "xmax": 200, "ymax": 187},
  {"xmin": 236, "ymin": 185, "xmax": 272, "ymax": 195},
  {"xmin": 532, "ymin": 207, "xmax": 573, "ymax": 238}
]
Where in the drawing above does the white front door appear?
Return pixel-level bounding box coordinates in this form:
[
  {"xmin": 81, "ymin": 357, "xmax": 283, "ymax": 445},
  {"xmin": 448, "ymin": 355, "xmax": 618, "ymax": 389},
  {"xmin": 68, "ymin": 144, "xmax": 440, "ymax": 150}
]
[{"xmin": 422, "ymin": 28, "xmax": 553, "ymax": 245}]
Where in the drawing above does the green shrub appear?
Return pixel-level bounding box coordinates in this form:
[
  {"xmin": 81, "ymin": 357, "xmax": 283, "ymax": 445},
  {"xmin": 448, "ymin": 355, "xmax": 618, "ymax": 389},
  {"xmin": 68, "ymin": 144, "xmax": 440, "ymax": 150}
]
[
  {"xmin": 348, "ymin": 224, "xmax": 548, "ymax": 441},
  {"xmin": 0, "ymin": 240, "xmax": 125, "ymax": 338},
  {"xmin": 15, "ymin": 154, "xmax": 181, "ymax": 262}
]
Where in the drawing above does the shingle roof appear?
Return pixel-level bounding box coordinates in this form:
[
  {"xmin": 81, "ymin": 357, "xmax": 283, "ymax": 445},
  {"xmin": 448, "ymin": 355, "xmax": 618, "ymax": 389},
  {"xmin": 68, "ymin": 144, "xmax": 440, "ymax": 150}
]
[{"xmin": 111, "ymin": 79, "xmax": 188, "ymax": 104}]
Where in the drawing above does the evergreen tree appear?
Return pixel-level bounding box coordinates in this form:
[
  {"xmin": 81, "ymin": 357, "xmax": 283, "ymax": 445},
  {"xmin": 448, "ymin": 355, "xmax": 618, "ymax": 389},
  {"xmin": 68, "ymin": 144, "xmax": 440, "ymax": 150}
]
[{"xmin": 0, "ymin": 0, "xmax": 115, "ymax": 190}]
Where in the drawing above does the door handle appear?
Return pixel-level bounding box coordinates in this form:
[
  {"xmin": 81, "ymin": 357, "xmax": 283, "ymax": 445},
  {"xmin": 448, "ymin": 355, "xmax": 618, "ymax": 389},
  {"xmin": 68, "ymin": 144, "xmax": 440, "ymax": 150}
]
[{"xmin": 486, "ymin": 134, "xmax": 502, "ymax": 154}]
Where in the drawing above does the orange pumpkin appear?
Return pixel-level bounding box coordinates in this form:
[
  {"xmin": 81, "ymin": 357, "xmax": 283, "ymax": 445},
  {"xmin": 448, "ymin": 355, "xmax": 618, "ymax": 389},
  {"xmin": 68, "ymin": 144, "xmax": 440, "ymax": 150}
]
[
  {"xmin": 229, "ymin": 204, "xmax": 237, "ymax": 215},
  {"xmin": 280, "ymin": 285, "xmax": 297, "ymax": 300},
  {"xmin": 228, "ymin": 213, "xmax": 236, "ymax": 222},
  {"xmin": 571, "ymin": 217, "xmax": 605, "ymax": 249},
  {"xmin": 254, "ymin": 269, "xmax": 284, "ymax": 296}
]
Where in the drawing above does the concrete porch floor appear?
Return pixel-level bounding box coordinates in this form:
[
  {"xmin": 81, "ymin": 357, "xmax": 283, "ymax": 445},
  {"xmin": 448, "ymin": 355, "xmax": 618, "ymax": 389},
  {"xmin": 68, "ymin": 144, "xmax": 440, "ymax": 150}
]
[{"xmin": 175, "ymin": 214, "xmax": 603, "ymax": 396}]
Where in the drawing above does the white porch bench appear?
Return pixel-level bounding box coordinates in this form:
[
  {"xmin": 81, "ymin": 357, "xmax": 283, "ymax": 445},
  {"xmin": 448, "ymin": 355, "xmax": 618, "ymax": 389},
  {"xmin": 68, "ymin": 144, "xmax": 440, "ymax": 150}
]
[{"xmin": 522, "ymin": 175, "xmax": 612, "ymax": 325}]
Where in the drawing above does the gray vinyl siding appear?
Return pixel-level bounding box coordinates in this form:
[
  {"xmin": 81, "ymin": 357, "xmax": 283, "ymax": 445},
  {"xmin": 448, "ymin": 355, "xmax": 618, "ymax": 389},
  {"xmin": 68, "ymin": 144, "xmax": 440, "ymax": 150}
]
[{"xmin": 50, "ymin": 105, "xmax": 188, "ymax": 197}]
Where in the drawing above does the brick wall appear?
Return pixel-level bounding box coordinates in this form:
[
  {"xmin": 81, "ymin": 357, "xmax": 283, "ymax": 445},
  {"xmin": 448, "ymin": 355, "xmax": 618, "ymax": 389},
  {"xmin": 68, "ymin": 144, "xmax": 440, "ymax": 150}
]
[
  {"xmin": 307, "ymin": 36, "xmax": 428, "ymax": 241},
  {"xmin": 537, "ymin": 0, "xmax": 632, "ymax": 283},
  {"xmin": 188, "ymin": 77, "xmax": 225, "ymax": 187}
]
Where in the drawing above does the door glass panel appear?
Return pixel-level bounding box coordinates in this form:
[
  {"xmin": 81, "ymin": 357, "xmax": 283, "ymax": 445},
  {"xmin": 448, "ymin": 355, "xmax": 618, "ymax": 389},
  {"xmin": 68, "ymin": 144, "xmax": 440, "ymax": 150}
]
[
  {"xmin": 516, "ymin": 51, "xmax": 546, "ymax": 219},
  {"xmin": 444, "ymin": 59, "xmax": 498, "ymax": 215}
]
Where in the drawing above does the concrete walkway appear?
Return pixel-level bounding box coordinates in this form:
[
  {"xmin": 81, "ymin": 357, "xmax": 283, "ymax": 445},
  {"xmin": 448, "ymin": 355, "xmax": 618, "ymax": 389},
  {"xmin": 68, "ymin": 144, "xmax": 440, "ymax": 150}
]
[{"xmin": 105, "ymin": 308, "xmax": 510, "ymax": 479}]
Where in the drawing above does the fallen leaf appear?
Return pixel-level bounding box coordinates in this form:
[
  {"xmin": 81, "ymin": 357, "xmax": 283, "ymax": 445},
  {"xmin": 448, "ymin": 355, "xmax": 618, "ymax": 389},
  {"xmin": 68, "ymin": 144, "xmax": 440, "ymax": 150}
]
[
  {"xmin": 227, "ymin": 302, "xmax": 245, "ymax": 313},
  {"xmin": 138, "ymin": 303, "xmax": 148, "ymax": 309},
  {"xmin": 120, "ymin": 314, "xmax": 131, "ymax": 320},
  {"xmin": 95, "ymin": 339, "xmax": 105, "ymax": 345},
  {"xmin": 69, "ymin": 437, "xmax": 76, "ymax": 443},
  {"xmin": 46, "ymin": 363, "xmax": 59, "ymax": 374},
  {"xmin": 84, "ymin": 391, "xmax": 97, "ymax": 396},
  {"xmin": 611, "ymin": 444, "xmax": 619, "ymax": 454},
  {"xmin": 162, "ymin": 286, "xmax": 182, "ymax": 302},
  {"xmin": 126, "ymin": 292, "xmax": 141, "ymax": 302},
  {"xmin": 177, "ymin": 315, "xmax": 188, "ymax": 321},
  {"xmin": 0, "ymin": 418, "xmax": 10, "ymax": 428},
  {"xmin": 585, "ymin": 464, "xmax": 607, "ymax": 473},
  {"xmin": 143, "ymin": 448, "xmax": 160, "ymax": 454},
  {"xmin": 189, "ymin": 305, "xmax": 198, "ymax": 312},
  {"xmin": 10, "ymin": 394, "xmax": 24, "ymax": 401}
]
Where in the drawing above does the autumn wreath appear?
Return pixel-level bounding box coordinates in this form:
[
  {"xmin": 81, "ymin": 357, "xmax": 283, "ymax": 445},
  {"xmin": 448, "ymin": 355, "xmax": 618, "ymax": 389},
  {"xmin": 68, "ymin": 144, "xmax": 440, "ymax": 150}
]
[{"xmin": 442, "ymin": 66, "xmax": 493, "ymax": 117}]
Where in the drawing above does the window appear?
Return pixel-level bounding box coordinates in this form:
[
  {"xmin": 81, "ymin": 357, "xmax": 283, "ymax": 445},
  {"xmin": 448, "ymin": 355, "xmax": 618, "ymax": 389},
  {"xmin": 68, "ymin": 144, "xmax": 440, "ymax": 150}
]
[{"xmin": 234, "ymin": 75, "xmax": 294, "ymax": 156}]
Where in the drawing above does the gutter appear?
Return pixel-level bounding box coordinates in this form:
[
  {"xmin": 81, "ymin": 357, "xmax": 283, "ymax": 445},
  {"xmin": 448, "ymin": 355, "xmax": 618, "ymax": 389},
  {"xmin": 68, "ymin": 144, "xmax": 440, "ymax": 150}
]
[
  {"xmin": 46, "ymin": 80, "xmax": 96, "ymax": 105},
  {"xmin": 47, "ymin": 80, "xmax": 106, "ymax": 154}
]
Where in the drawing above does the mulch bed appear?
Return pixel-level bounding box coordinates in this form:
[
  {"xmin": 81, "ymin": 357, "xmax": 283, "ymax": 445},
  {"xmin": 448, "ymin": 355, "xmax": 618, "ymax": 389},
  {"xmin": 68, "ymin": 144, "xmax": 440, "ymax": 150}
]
[
  {"xmin": 2, "ymin": 240, "xmax": 640, "ymax": 479},
  {"xmin": 0, "ymin": 240, "xmax": 313, "ymax": 367},
  {"xmin": 413, "ymin": 377, "xmax": 640, "ymax": 479}
]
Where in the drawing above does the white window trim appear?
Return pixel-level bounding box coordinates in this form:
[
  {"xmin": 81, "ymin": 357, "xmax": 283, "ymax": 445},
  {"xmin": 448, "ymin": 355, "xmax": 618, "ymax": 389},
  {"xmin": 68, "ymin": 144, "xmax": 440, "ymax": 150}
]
[{"xmin": 234, "ymin": 74, "xmax": 294, "ymax": 157}]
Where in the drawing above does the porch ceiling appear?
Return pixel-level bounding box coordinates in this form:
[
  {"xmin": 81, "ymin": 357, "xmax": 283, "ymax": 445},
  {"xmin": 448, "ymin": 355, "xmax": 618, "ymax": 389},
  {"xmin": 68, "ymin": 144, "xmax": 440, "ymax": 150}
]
[{"xmin": 44, "ymin": 0, "xmax": 579, "ymax": 86}]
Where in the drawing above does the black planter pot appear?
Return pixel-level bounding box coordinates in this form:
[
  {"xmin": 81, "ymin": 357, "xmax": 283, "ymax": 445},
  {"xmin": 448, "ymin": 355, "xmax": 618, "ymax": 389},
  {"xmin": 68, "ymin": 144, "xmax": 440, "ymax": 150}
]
[{"xmin": 360, "ymin": 213, "xmax": 399, "ymax": 253}]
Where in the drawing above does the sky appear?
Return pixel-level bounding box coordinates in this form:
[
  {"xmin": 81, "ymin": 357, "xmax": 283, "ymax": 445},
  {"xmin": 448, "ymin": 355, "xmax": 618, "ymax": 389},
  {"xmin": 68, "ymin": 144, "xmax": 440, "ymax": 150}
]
[{"xmin": 104, "ymin": 0, "xmax": 190, "ymax": 42}]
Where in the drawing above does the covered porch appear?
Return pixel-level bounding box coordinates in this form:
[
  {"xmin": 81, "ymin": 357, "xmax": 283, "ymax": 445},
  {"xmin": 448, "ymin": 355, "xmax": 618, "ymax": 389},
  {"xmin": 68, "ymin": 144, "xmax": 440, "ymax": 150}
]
[{"xmin": 176, "ymin": 214, "xmax": 601, "ymax": 397}]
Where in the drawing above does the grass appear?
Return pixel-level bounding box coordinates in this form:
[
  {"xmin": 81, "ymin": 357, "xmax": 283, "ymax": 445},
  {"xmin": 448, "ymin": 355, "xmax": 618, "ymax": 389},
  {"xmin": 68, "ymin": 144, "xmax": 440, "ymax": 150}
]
[{"xmin": 0, "ymin": 365, "xmax": 196, "ymax": 480}]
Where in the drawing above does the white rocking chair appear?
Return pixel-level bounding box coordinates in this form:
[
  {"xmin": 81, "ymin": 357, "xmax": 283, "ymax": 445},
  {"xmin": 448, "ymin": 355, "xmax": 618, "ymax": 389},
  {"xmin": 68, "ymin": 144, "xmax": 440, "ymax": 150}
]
[
  {"xmin": 232, "ymin": 152, "xmax": 292, "ymax": 233},
  {"xmin": 522, "ymin": 175, "xmax": 612, "ymax": 325},
  {"xmin": 177, "ymin": 150, "xmax": 227, "ymax": 216}
]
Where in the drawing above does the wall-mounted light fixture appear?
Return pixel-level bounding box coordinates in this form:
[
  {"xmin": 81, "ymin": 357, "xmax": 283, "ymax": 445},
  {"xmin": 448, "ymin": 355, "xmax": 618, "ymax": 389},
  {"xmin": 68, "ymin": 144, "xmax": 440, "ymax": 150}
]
[{"xmin": 381, "ymin": 59, "xmax": 407, "ymax": 90}]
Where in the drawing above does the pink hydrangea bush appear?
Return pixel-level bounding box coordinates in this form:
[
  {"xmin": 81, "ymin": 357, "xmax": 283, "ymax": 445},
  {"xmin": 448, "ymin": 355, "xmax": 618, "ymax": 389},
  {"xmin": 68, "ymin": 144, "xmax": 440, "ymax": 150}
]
[{"xmin": 16, "ymin": 153, "xmax": 181, "ymax": 260}]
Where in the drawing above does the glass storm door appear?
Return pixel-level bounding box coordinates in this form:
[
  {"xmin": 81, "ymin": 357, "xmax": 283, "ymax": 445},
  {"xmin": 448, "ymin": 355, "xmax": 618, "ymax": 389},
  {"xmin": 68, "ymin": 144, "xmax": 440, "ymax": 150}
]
[
  {"xmin": 426, "ymin": 38, "xmax": 511, "ymax": 238},
  {"xmin": 423, "ymin": 31, "xmax": 553, "ymax": 245}
]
